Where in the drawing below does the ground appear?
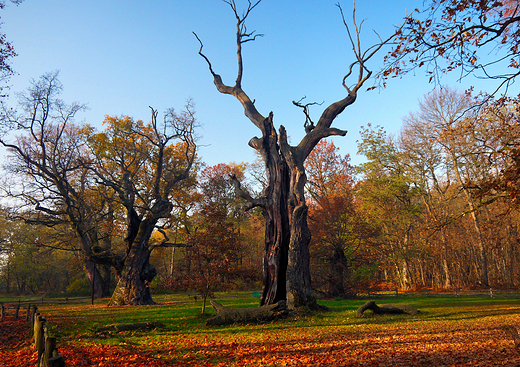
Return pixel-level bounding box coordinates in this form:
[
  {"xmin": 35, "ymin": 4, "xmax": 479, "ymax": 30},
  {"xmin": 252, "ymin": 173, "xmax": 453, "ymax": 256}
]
[{"xmin": 2, "ymin": 293, "xmax": 520, "ymax": 366}]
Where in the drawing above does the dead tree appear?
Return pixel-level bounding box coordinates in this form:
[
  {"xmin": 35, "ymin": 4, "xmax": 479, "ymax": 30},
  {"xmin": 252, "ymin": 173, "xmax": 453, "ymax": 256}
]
[{"xmin": 195, "ymin": 1, "xmax": 398, "ymax": 310}]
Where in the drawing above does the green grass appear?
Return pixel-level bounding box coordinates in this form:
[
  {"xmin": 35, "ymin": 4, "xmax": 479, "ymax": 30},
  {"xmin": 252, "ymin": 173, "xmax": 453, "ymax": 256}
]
[
  {"xmin": 21, "ymin": 291, "xmax": 520, "ymax": 339},
  {"xmin": 5, "ymin": 291, "xmax": 520, "ymax": 365}
]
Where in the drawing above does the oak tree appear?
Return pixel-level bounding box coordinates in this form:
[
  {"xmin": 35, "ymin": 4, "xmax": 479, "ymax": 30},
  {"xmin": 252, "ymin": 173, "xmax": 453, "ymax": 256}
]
[
  {"xmin": 87, "ymin": 105, "xmax": 198, "ymax": 306},
  {"xmin": 0, "ymin": 72, "xmax": 198, "ymax": 305},
  {"xmin": 0, "ymin": 71, "xmax": 114, "ymax": 297},
  {"xmin": 382, "ymin": 0, "xmax": 520, "ymax": 95},
  {"xmin": 195, "ymin": 0, "xmax": 398, "ymax": 309}
]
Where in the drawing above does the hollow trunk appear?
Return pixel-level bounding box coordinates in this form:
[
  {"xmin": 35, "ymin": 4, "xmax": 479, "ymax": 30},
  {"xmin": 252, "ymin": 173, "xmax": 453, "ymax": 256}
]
[
  {"xmin": 258, "ymin": 118, "xmax": 290, "ymax": 306},
  {"xmin": 108, "ymin": 220, "xmax": 157, "ymax": 305},
  {"xmin": 257, "ymin": 117, "xmax": 317, "ymax": 310}
]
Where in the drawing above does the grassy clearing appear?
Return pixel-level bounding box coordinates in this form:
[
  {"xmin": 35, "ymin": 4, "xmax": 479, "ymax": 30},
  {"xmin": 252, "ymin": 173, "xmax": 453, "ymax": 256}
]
[{"xmin": 3, "ymin": 292, "xmax": 520, "ymax": 366}]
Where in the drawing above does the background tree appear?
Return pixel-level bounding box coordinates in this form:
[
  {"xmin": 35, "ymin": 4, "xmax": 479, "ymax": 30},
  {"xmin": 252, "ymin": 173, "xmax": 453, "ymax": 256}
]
[
  {"xmin": 86, "ymin": 105, "xmax": 198, "ymax": 306},
  {"xmin": 0, "ymin": 72, "xmax": 198, "ymax": 305},
  {"xmin": 167, "ymin": 163, "xmax": 259, "ymax": 312},
  {"xmin": 0, "ymin": 211, "xmax": 84, "ymax": 295},
  {"xmin": 0, "ymin": 0, "xmax": 23, "ymax": 93},
  {"xmin": 195, "ymin": 0, "xmax": 399, "ymax": 310},
  {"xmin": 403, "ymin": 87, "xmax": 492, "ymax": 287},
  {"xmin": 306, "ymin": 140, "xmax": 379, "ymax": 298},
  {"xmin": 356, "ymin": 126, "xmax": 423, "ymax": 290}
]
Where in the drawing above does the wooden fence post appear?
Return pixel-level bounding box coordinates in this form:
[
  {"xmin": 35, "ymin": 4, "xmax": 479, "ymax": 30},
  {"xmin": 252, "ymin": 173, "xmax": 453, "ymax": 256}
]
[
  {"xmin": 26, "ymin": 305, "xmax": 31, "ymax": 322},
  {"xmin": 34, "ymin": 314, "xmax": 46, "ymax": 364},
  {"xmin": 31, "ymin": 305, "xmax": 38, "ymax": 328},
  {"xmin": 15, "ymin": 304, "xmax": 20, "ymax": 319},
  {"xmin": 42, "ymin": 336, "xmax": 65, "ymax": 367}
]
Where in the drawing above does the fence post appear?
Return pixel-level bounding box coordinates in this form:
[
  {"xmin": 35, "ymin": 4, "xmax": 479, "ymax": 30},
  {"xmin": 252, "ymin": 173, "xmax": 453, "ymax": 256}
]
[
  {"xmin": 1, "ymin": 303, "xmax": 4, "ymax": 321},
  {"xmin": 15, "ymin": 304, "xmax": 20, "ymax": 319},
  {"xmin": 490, "ymin": 288, "xmax": 493, "ymax": 298},
  {"xmin": 42, "ymin": 336, "xmax": 65, "ymax": 367},
  {"xmin": 26, "ymin": 305, "xmax": 31, "ymax": 322},
  {"xmin": 31, "ymin": 305, "xmax": 38, "ymax": 329},
  {"xmin": 34, "ymin": 314, "xmax": 46, "ymax": 364}
]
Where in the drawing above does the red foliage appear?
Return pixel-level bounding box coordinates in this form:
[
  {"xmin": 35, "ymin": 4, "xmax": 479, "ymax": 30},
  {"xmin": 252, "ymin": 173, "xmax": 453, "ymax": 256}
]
[{"xmin": 0, "ymin": 318, "xmax": 35, "ymax": 367}]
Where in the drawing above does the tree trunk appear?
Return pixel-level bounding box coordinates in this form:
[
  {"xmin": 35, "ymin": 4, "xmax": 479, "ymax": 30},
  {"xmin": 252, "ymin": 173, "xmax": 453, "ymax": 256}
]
[
  {"xmin": 108, "ymin": 221, "xmax": 157, "ymax": 306},
  {"xmin": 85, "ymin": 260, "xmax": 111, "ymax": 299},
  {"xmin": 286, "ymin": 203, "xmax": 316, "ymax": 309},
  {"xmin": 256, "ymin": 116, "xmax": 317, "ymax": 310},
  {"xmin": 259, "ymin": 126, "xmax": 289, "ymax": 306}
]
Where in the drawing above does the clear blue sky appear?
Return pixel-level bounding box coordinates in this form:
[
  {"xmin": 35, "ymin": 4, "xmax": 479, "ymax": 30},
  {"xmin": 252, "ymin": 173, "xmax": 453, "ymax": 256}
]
[{"xmin": 1, "ymin": 0, "xmax": 507, "ymax": 168}]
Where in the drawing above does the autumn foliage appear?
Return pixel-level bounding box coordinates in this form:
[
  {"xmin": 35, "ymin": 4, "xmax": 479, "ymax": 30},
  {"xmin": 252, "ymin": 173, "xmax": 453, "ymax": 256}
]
[
  {"xmin": 382, "ymin": 0, "xmax": 520, "ymax": 92},
  {"xmin": 3, "ymin": 296, "xmax": 520, "ymax": 366},
  {"xmin": 306, "ymin": 140, "xmax": 380, "ymax": 297}
]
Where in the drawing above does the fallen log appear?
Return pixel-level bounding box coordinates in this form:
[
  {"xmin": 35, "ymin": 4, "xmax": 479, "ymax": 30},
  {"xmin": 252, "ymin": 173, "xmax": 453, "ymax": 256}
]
[
  {"xmin": 206, "ymin": 300, "xmax": 290, "ymax": 326},
  {"xmin": 356, "ymin": 301, "xmax": 420, "ymax": 318},
  {"xmin": 94, "ymin": 321, "xmax": 165, "ymax": 333}
]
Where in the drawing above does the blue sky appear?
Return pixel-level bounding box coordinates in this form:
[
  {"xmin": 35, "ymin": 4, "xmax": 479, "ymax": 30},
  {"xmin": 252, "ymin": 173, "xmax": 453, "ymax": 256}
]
[{"xmin": 1, "ymin": 0, "xmax": 509, "ymax": 168}]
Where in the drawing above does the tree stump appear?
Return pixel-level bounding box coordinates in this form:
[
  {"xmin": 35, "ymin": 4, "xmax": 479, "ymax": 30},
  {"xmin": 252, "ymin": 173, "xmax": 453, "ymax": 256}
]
[
  {"xmin": 356, "ymin": 301, "xmax": 420, "ymax": 318},
  {"xmin": 206, "ymin": 300, "xmax": 290, "ymax": 326}
]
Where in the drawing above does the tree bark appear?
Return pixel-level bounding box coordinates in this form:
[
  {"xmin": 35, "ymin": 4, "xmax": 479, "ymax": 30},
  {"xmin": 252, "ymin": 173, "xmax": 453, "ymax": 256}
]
[
  {"xmin": 257, "ymin": 115, "xmax": 290, "ymax": 306},
  {"xmin": 108, "ymin": 221, "xmax": 157, "ymax": 306},
  {"xmin": 85, "ymin": 260, "xmax": 111, "ymax": 299}
]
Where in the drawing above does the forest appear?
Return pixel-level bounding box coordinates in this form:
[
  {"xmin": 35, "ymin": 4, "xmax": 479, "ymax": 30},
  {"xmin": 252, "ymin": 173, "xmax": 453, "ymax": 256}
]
[
  {"xmin": 1, "ymin": 84, "xmax": 518, "ymax": 306},
  {"xmin": 0, "ymin": 0, "xmax": 519, "ymax": 312}
]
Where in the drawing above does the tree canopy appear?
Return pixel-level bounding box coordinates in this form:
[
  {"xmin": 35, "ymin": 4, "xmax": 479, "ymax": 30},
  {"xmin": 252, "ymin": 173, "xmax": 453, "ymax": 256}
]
[{"xmin": 382, "ymin": 0, "xmax": 520, "ymax": 95}]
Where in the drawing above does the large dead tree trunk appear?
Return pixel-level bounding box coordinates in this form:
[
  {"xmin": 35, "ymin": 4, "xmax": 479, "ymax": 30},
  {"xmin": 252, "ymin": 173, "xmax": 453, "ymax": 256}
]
[
  {"xmin": 196, "ymin": 1, "xmax": 397, "ymax": 310},
  {"xmin": 256, "ymin": 115, "xmax": 290, "ymax": 305}
]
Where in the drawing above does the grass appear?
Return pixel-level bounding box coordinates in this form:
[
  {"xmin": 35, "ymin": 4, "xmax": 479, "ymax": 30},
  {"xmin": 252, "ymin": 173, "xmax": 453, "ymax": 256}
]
[{"xmin": 3, "ymin": 291, "xmax": 520, "ymax": 366}]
